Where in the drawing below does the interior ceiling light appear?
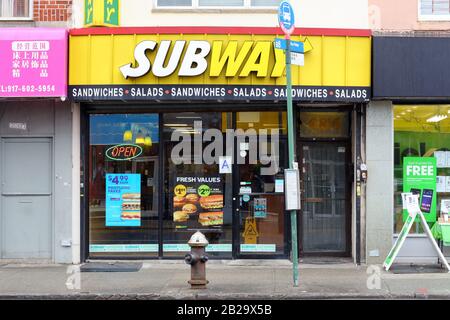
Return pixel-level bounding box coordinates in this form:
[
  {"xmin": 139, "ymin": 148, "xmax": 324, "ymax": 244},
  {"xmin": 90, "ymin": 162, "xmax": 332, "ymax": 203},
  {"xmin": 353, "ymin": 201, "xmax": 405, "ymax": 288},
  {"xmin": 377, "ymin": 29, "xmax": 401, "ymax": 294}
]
[
  {"xmin": 163, "ymin": 123, "xmax": 189, "ymax": 127},
  {"xmin": 426, "ymin": 114, "xmax": 448, "ymax": 123}
]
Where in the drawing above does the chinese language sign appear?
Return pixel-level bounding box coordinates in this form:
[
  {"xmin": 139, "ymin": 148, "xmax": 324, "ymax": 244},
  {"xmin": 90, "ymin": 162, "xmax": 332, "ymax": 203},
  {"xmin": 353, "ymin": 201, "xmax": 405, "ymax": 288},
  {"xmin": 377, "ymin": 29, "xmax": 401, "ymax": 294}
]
[{"xmin": 0, "ymin": 28, "xmax": 67, "ymax": 97}]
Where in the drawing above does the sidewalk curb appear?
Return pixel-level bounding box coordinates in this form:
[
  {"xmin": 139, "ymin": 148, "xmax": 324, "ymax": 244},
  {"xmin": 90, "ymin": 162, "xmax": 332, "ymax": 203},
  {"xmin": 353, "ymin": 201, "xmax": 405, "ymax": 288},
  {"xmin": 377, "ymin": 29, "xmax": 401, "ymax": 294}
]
[{"xmin": 0, "ymin": 292, "xmax": 447, "ymax": 300}]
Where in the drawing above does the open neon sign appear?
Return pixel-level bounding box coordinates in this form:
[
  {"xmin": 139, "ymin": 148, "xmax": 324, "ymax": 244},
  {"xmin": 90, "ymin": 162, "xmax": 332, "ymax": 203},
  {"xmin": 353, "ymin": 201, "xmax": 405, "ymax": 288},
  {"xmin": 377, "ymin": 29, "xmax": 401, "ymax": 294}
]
[{"xmin": 106, "ymin": 144, "xmax": 143, "ymax": 161}]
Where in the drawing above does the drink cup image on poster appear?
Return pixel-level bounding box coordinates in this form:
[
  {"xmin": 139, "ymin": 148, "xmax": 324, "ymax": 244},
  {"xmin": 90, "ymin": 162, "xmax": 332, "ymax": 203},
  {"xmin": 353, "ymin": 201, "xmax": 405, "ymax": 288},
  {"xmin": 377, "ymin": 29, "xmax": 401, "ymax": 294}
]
[
  {"xmin": 403, "ymin": 157, "xmax": 437, "ymax": 222},
  {"xmin": 172, "ymin": 175, "xmax": 224, "ymax": 229},
  {"xmin": 106, "ymin": 174, "xmax": 141, "ymax": 227}
]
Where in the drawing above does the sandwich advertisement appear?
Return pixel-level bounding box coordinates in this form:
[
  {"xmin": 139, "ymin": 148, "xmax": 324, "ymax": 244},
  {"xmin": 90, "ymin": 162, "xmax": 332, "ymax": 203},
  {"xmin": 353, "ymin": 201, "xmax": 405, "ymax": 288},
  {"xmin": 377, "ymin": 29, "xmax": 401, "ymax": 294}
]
[
  {"xmin": 106, "ymin": 174, "xmax": 141, "ymax": 227},
  {"xmin": 172, "ymin": 175, "xmax": 224, "ymax": 229},
  {"xmin": 403, "ymin": 157, "xmax": 437, "ymax": 223}
]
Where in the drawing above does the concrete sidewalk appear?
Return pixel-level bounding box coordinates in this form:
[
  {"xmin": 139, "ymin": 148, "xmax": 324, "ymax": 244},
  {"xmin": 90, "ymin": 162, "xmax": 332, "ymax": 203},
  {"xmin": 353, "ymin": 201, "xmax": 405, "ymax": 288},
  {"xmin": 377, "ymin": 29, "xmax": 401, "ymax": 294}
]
[{"xmin": 0, "ymin": 260, "xmax": 449, "ymax": 299}]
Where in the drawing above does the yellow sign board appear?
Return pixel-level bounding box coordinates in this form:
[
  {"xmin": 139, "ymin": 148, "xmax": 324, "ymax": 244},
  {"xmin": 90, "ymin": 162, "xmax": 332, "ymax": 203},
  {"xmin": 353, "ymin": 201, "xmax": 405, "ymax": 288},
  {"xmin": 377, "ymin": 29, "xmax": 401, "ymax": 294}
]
[
  {"xmin": 69, "ymin": 33, "xmax": 370, "ymax": 87},
  {"xmin": 84, "ymin": 0, "xmax": 120, "ymax": 27},
  {"xmin": 244, "ymin": 217, "xmax": 259, "ymax": 244}
]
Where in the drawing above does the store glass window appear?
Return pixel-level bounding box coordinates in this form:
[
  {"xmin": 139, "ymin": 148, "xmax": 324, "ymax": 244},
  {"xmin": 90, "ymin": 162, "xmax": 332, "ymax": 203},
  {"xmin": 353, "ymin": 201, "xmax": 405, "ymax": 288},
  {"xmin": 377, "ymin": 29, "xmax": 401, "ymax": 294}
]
[
  {"xmin": 199, "ymin": 0, "xmax": 243, "ymax": 6},
  {"xmin": 0, "ymin": 0, "xmax": 30, "ymax": 18},
  {"xmin": 251, "ymin": 0, "xmax": 280, "ymax": 6},
  {"xmin": 236, "ymin": 111, "xmax": 288, "ymax": 255},
  {"xmin": 157, "ymin": 0, "xmax": 279, "ymax": 8},
  {"xmin": 394, "ymin": 105, "xmax": 450, "ymax": 234},
  {"xmin": 163, "ymin": 112, "xmax": 232, "ymax": 257},
  {"xmin": 299, "ymin": 112, "xmax": 349, "ymax": 139},
  {"xmin": 419, "ymin": 0, "xmax": 450, "ymax": 19},
  {"xmin": 157, "ymin": 0, "xmax": 192, "ymax": 6},
  {"xmin": 88, "ymin": 114, "xmax": 160, "ymax": 257}
]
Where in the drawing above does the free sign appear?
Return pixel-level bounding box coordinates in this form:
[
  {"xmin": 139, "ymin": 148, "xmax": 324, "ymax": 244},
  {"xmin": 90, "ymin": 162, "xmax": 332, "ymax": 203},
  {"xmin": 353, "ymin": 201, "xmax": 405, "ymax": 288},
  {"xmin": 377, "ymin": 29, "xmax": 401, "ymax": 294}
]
[{"xmin": 405, "ymin": 165, "xmax": 434, "ymax": 176}]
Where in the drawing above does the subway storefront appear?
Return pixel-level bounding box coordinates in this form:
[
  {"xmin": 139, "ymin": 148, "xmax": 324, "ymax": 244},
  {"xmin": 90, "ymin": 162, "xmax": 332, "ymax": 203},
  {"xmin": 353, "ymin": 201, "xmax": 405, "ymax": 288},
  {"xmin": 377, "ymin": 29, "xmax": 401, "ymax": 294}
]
[{"xmin": 69, "ymin": 27, "xmax": 371, "ymax": 260}]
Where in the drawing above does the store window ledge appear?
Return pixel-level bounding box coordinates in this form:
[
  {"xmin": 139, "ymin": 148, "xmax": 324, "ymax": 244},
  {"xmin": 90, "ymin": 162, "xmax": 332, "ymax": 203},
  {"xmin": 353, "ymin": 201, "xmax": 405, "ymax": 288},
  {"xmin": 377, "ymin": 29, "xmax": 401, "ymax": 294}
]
[
  {"xmin": 393, "ymin": 234, "xmax": 428, "ymax": 238},
  {"xmin": 0, "ymin": 19, "xmax": 35, "ymax": 28},
  {"xmin": 151, "ymin": 8, "xmax": 277, "ymax": 14},
  {"xmin": 418, "ymin": 15, "xmax": 450, "ymax": 22}
]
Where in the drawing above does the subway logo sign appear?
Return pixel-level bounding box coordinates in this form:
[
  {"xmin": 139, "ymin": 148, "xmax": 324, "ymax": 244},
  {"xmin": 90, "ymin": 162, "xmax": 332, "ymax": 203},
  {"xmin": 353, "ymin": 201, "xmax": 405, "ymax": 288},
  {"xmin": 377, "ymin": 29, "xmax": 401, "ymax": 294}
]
[{"xmin": 120, "ymin": 40, "xmax": 289, "ymax": 79}]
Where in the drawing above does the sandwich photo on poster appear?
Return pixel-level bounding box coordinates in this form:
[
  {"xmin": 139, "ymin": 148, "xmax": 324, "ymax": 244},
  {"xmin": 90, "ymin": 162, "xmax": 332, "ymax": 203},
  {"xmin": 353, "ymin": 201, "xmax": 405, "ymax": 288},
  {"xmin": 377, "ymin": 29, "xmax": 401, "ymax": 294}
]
[
  {"xmin": 106, "ymin": 174, "xmax": 142, "ymax": 227},
  {"xmin": 172, "ymin": 176, "xmax": 224, "ymax": 229}
]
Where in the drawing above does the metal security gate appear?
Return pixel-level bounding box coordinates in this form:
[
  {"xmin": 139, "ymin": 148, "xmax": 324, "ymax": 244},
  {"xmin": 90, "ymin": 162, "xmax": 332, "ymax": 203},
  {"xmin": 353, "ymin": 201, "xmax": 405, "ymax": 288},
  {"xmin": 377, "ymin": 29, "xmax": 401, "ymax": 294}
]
[
  {"xmin": 1, "ymin": 138, "xmax": 53, "ymax": 259},
  {"xmin": 299, "ymin": 142, "xmax": 351, "ymax": 255}
]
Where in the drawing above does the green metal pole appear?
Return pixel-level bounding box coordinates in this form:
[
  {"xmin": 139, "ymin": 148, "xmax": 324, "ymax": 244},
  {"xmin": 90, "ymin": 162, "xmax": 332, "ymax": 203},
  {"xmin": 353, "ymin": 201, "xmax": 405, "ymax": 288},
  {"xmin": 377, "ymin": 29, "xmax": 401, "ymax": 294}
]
[{"xmin": 285, "ymin": 37, "xmax": 299, "ymax": 287}]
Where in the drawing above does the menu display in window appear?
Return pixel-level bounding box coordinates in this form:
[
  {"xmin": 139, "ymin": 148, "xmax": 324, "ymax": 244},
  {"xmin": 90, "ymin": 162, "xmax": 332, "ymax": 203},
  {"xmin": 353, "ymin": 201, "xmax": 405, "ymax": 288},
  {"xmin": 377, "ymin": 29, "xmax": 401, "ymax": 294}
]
[
  {"xmin": 172, "ymin": 176, "xmax": 224, "ymax": 229},
  {"xmin": 434, "ymin": 151, "xmax": 450, "ymax": 168},
  {"xmin": 105, "ymin": 174, "xmax": 142, "ymax": 227}
]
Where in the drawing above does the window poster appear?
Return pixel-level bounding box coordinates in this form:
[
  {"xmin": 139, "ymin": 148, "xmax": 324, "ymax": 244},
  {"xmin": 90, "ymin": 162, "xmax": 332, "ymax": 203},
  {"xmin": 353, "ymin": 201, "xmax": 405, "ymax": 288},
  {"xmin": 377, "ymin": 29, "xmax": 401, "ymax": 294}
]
[
  {"xmin": 172, "ymin": 176, "xmax": 224, "ymax": 229},
  {"xmin": 254, "ymin": 198, "xmax": 267, "ymax": 218},
  {"xmin": 403, "ymin": 157, "xmax": 437, "ymax": 223},
  {"xmin": 434, "ymin": 151, "xmax": 447, "ymax": 168},
  {"xmin": 446, "ymin": 151, "xmax": 450, "ymax": 168},
  {"xmin": 437, "ymin": 176, "xmax": 446, "ymax": 193},
  {"xmin": 106, "ymin": 174, "xmax": 141, "ymax": 227}
]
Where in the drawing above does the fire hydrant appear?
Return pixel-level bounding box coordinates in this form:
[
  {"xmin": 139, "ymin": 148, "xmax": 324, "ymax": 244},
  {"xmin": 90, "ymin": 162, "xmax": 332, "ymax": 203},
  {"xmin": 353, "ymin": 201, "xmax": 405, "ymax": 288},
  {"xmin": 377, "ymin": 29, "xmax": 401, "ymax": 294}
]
[{"xmin": 184, "ymin": 231, "xmax": 209, "ymax": 289}]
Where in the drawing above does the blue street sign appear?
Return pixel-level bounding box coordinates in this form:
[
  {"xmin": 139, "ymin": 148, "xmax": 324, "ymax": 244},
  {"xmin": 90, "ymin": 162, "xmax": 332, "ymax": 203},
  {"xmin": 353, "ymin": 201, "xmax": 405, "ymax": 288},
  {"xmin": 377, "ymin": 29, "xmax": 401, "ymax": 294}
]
[
  {"xmin": 274, "ymin": 38, "xmax": 304, "ymax": 53},
  {"xmin": 278, "ymin": 1, "xmax": 295, "ymax": 35}
]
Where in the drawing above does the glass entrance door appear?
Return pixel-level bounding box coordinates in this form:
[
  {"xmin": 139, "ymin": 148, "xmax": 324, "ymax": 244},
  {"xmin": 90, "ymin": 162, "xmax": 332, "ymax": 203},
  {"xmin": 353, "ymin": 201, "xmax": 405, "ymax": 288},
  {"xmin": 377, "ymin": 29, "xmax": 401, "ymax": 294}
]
[
  {"xmin": 88, "ymin": 114, "xmax": 160, "ymax": 257},
  {"xmin": 300, "ymin": 142, "xmax": 350, "ymax": 254},
  {"xmin": 235, "ymin": 112, "xmax": 289, "ymax": 257}
]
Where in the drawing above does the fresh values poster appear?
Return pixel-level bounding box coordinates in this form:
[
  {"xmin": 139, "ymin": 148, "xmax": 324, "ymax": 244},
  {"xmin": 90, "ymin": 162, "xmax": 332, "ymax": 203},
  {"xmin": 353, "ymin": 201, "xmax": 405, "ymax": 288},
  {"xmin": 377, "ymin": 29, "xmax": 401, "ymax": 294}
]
[
  {"xmin": 106, "ymin": 174, "xmax": 141, "ymax": 227},
  {"xmin": 403, "ymin": 157, "xmax": 437, "ymax": 223},
  {"xmin": 172, "ymin": 176, "xmax": 224, "ymax": 229}
]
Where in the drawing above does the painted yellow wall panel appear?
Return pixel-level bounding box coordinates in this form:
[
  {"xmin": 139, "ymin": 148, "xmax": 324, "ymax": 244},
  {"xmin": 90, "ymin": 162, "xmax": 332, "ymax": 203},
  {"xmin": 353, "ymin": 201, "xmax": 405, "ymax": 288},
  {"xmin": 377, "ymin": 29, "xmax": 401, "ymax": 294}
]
[
  {"xmin": 296, "ymin": 36, "xmax": 323, "ymax": 86},
  {"xmin": 322, "ymin": 36, "xmax": 346, "ymax": 86},
  {"xmin": 69, "ymin": 33, "xmax": 371, "ymax": 88},
  {"xmin": 89, "ymin": 35, "xmax": 114, "ymax": 84},
  {"xmin": 346, "ymin": 37, "xmax": 371, "ymax": 87},
  {"xmin": 69, "ymin": 35, "xmax": 90, "ymax": 85},
  {"xmin": 112, "ymin": 35, "xmax": 137, "ymax": 84}
]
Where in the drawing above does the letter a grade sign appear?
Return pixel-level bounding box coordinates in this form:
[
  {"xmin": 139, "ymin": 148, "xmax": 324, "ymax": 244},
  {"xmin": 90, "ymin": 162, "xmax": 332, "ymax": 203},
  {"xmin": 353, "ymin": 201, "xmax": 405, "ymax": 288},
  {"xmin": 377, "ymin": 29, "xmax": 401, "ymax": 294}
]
[
  {"xmin": 278, "ymin": 1, "xmax": 295, "ymax": 36},
  {"xmin": 219, "ymin": 156, "xmax": 232, "ymax": 174}
]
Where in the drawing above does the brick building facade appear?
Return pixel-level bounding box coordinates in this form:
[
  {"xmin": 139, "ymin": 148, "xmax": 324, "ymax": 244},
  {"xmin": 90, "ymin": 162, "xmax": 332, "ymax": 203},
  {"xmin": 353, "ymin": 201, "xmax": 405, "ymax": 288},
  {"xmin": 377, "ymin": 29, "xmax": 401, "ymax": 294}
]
[{"xmin": 33, "ymin": 0, "xmax": 72, "ymax": 22}]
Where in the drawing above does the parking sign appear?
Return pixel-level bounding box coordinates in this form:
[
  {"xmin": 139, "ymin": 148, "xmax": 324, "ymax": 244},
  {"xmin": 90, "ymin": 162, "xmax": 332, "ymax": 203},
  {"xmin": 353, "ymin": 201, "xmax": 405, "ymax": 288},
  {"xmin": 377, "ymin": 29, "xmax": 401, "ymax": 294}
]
[{"xmin": 278, "ymin": 1, "xmax": 295, "ymax": 35}]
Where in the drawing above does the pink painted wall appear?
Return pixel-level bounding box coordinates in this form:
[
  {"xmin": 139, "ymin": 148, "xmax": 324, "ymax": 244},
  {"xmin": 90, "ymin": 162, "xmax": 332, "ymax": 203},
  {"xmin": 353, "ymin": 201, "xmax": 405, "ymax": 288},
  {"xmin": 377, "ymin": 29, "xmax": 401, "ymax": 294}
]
[{"xmin": 369, "ymin": 0, "xmax": 450, "ymax": 31}]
